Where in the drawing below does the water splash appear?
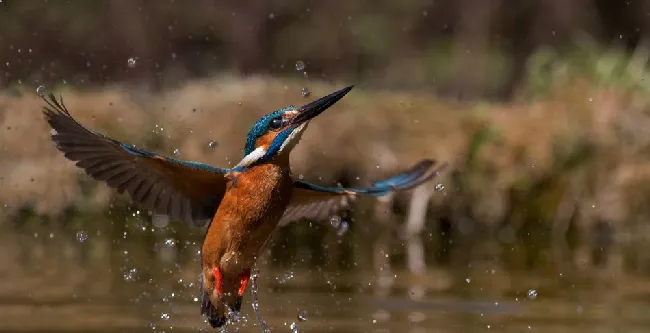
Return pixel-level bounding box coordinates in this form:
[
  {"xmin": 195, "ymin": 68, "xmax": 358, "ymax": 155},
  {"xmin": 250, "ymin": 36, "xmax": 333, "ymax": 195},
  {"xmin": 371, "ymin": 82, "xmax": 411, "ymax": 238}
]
[
  {"xmin": 227, "ymin": 307, "xmax": 247, "ymax": 325},
  {"xmin": 249, "ymin": 267, "xmax": 271, "ymax": 332}
]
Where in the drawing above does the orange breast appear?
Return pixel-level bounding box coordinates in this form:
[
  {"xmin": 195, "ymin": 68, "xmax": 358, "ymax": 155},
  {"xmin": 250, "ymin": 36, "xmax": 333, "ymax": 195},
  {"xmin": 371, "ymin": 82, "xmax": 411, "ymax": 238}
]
[{"xmin": 201, "ymin": 163, "xmax": 294, "ymax": 269}]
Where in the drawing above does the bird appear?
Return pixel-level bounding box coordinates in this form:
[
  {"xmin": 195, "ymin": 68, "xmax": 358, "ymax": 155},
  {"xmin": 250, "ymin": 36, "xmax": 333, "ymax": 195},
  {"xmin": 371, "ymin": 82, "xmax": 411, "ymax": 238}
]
[{"xmin": 41, "ymin": 85, "xmax": 447, "ymax": 328}]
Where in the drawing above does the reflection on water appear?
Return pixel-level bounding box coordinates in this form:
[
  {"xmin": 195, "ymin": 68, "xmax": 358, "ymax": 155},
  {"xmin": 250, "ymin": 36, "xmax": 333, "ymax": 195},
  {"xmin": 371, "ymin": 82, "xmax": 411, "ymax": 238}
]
[{"xmin": 1, "ymin": 214, "xmax": 650, "ymax": 333}]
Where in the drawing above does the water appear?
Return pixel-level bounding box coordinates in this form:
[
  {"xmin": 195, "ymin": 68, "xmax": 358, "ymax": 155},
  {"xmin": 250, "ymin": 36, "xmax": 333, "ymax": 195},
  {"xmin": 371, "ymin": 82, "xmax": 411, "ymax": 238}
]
[{"xmin": 1, "ymin": 216, "xmax": 650, "ymax": 333}]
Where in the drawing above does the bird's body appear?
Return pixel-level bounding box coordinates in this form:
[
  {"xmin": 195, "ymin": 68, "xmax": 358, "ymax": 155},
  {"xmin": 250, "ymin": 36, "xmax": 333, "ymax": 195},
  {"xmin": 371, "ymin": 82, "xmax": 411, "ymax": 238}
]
[
  {"xmin": 41, "ymin": 86, "xmax": 447, "ymax": 329},
  {"xmin": 201, "ymin": 161, "xmax": 294, "ymax": 322}
]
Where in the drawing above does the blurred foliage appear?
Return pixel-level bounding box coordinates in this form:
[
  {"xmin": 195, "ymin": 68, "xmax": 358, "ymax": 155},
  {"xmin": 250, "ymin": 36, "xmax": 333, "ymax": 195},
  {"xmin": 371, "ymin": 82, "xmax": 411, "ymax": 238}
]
[
  {"xmin": 525, "ymin": 34, "xmax": 650, "ymax": 98},
  {"xmin": 1, "ymin": 0, "xmax": 649, "ymax": 98}
]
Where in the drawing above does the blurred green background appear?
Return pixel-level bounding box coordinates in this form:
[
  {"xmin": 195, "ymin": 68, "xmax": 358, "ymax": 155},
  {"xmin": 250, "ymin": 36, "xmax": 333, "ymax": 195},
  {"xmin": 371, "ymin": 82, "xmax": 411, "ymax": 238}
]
[{"xmin": 2, "ymin": 0, "xmax": 650, "ymax": 332}]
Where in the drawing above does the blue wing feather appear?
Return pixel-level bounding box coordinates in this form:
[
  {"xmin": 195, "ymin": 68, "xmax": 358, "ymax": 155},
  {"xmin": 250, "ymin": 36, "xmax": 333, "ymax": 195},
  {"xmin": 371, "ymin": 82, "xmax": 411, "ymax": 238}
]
[
  {"xmin": 279, "ymin": 160, "xmax": 447, "ymax": 226},
  {"xmin": 294, "ymin": 160, "xmax": 443, "ymax": 197}
]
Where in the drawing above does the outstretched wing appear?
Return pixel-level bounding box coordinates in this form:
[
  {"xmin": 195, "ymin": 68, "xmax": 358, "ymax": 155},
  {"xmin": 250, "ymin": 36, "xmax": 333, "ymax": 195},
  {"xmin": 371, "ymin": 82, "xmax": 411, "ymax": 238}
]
[
  {"xmin": 278, "ymin": 160, "xmax": 447, "ymax": 226},
  {"xmin": 42, "ymin": 93, "xmax": 230, "ymax": 227}
]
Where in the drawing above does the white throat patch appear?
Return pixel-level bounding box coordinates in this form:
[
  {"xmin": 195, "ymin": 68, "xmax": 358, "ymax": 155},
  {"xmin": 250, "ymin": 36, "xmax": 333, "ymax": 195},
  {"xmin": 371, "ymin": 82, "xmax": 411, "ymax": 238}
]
[{"xmin": 234, "ymin": 146, "xmax": 267, "ymax": 169}]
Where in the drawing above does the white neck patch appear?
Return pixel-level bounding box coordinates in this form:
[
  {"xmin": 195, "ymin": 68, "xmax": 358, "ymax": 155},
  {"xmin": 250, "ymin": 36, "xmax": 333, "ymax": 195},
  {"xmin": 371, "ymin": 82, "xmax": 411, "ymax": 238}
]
[{"xmin": 234, "ymin": 146, "xmax": 267, "ymax": 169}]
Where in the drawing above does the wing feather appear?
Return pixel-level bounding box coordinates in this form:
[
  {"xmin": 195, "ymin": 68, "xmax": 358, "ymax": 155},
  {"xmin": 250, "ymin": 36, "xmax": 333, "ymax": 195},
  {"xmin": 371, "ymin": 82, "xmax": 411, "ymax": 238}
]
[
  {"xmin": 42, "ymin": 93, "xmax": 230, "ymax": 227},
  {"xmin": 279, "ymin": 160, "xmax": 447, "ymax": 227}
]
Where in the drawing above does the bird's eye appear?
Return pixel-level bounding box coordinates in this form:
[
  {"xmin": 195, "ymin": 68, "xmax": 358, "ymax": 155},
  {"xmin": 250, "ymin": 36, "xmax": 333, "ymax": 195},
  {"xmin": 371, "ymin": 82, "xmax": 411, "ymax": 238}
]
[{"xmin": 270, "ymin": 117, "xmax": 283, "ymax": 130}]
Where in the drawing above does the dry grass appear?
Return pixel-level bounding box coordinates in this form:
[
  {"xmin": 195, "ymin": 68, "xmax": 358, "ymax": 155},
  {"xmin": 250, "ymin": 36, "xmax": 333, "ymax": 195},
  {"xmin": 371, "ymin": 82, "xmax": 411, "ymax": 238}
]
[{"xmin": 1, "ymin": 75, "xmax": 650, "ymax": 237}]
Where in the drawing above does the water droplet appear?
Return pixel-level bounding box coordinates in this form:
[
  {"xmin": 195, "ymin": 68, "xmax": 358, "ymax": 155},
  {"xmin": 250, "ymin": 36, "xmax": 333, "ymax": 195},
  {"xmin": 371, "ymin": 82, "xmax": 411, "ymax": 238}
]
[
  {"xmin": 36, "ymin": 85, "xmax": 46, "ymax": 97},
  {"xmin": 127, "ymin": 57, "xmax": 137, "ymax": 68},
  {"xmin": 297, "ymin": 310, "xmax": 308, "ymax": 322},
  {"xmin": 295, "ymin": 61, "xmax": 305, "ymax": 71},
  {"xmin": 330, "ymin": 216, "xmax": 341, "ymax": 228},
  {"xmin": 465, "ymin": 277, "xmax": 471, "ymax": 283},
  {"xmin": 228, "ymin": 309, "xmax": 245, "ymax": 323},
  {"xmin": 337, "ymin": 221, "xmax": 349, "ymax": 236},
  {"xmin": 527, "ymin": 289, "xmax": 537, "ymax": 300},
  {"xmin": 76, "ymin": 231, "xmax": 88, "ymax": 243},
  {"xmin": 172, "ymin": 148, "xmax": 180, "ymax": 156},
  {"xmin": 588, "ymin": 97, "xmax": 593, "ymax": 102},
  {"xmin": 435, "ymin": 183, "xmax": 445, "ymax": 192},
  {"xmin": 290, "ymin": 322, "xmax": 299, "ymax": 333},
  {"xmin": 208, "ymin": 140, "xmax": 218, "ymax": 149},
  {"xmin": 301, "ymin": 87, "xmax": 310, "ymax": 97},
  {"xmin": 164, "ymin": 238, "xmax": 176, "ymax": 247},
  {"xmin": 298, "ymin": 174, "xmax": 304, "ymax": 180},
  {"xmin": 160, "ymin": 313, "xmax": 170, "ymax": 320}
]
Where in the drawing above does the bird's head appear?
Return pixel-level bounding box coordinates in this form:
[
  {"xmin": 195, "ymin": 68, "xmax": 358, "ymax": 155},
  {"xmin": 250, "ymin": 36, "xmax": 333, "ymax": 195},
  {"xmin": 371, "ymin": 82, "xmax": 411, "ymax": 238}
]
[{"xmin": 234, "ymin": 86, "xmax": 353, "ymax": 170}]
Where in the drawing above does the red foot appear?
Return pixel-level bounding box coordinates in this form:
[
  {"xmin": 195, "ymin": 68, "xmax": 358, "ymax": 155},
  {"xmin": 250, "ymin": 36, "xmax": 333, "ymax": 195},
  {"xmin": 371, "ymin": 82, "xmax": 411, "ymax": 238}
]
[
  {"xmin": 238, "ymin": 269, "xmax": 251, "ymax": 296},
  {"xmin": 213, "ymin": 267, "xmax": 224, "ymax": 295}
]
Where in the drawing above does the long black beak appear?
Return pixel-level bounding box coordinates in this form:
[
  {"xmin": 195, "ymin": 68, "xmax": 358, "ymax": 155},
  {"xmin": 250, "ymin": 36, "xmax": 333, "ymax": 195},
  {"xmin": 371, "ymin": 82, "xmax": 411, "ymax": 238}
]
[{"xmin": 291, "ymin": 85, "xmax": 354, "ymax": 125}]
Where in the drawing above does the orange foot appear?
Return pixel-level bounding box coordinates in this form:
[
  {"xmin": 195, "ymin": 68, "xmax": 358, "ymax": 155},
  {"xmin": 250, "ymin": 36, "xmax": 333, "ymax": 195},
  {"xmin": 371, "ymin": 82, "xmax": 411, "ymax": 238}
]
[
  {"xmin": 212, "ymin": 267, "xmax": 250, "ymax": 296},
  {"xmin": 238, "ymin": 269, "xmax": 251, "ymax": 296},
  {"xmin": 213, "ymin": 266, "xmax": 224, "ymax": 295}
]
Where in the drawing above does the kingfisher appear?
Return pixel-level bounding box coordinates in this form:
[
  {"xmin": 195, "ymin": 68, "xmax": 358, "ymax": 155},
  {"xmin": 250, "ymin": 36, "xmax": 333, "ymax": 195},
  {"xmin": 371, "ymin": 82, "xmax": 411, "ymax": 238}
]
[{"xmin": 41, "ymin": 86, "xmax": 447, "ymax": 328}]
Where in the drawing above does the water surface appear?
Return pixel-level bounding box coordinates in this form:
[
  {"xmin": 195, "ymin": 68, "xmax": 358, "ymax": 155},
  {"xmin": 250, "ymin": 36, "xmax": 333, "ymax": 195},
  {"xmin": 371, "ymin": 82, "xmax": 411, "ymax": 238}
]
[{"xmin": 1, "ymin": 216, "xmax": 648, "ymax": 333}]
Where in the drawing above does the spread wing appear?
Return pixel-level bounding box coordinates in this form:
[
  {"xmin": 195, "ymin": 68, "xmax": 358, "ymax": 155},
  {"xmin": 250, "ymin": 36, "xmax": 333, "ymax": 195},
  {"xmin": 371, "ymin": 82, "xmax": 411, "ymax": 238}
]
[
  {"xmin": 42, "ymin": 93, "xmax": 230, "ymax": 227},
  {"xmin": 278, "ymin": 160, "xmax": 448, "ymax": 226}
]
